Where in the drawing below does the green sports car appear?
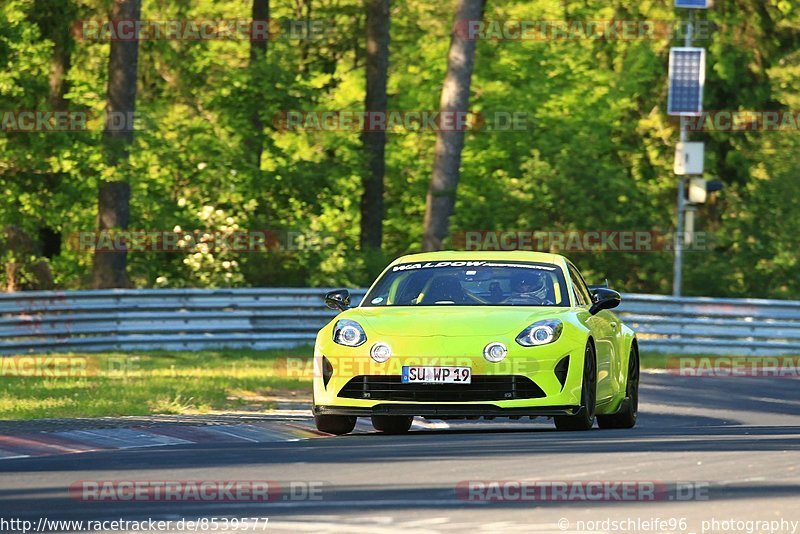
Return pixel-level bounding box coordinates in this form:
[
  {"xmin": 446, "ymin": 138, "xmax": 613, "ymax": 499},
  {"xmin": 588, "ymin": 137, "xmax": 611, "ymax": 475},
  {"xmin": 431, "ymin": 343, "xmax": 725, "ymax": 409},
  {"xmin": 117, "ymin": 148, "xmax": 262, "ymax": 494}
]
[{"xmin": 312, "ymin": 251, "xmax": 639, "ymax": 435}]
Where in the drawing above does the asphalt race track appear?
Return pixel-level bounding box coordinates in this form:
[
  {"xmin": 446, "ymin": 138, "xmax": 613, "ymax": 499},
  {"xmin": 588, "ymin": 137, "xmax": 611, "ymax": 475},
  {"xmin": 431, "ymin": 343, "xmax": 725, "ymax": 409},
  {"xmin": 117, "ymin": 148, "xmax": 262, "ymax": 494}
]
[{"xmin": 1, "ymin": 372, "xmax": 799, "ymax": 533}]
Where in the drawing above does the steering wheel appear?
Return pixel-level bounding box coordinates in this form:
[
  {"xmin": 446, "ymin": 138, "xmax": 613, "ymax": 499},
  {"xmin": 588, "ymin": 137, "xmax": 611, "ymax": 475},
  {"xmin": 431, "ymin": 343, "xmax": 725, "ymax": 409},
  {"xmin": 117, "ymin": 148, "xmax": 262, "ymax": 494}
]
[{"xmin": 502, "ymin": 292, "xmax": 552, "ymax": 305}]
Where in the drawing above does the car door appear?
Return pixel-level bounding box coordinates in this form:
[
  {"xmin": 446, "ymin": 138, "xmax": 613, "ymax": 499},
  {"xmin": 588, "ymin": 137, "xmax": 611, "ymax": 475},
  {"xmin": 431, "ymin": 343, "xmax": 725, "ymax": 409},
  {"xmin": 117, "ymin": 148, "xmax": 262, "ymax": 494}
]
[{"xmin": 567, "ymin": 263, "xmax": 617, "ymax": 403}]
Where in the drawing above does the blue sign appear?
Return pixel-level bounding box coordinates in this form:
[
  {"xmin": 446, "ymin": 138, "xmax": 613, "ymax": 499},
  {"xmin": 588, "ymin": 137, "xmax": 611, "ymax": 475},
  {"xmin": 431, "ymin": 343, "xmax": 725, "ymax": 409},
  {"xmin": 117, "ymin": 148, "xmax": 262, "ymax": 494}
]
[
  {"xmin": 668, "ymin": 47, "xmax": 706, "ymax": 116},
  {"xmin": 675, "ymin": 0, "xmax": 711, "ymax": 8}
]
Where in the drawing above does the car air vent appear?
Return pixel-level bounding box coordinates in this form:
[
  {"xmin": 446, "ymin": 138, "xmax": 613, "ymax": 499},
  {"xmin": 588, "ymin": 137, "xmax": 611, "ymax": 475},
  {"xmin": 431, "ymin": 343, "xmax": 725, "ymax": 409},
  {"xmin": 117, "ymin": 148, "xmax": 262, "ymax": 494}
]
[{"xmin": 338, "ymin": 375, "xmax": 546, "ymax": 402}]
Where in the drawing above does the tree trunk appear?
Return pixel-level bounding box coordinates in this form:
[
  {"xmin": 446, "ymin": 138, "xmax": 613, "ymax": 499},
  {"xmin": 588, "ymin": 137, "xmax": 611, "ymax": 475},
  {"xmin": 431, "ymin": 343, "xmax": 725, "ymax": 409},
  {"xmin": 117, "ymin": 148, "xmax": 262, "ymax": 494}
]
[
  {"xmin": 422, "ymin": 0, "xmax": 484, "ymax": 252},
  {"xmin": 93, "ymin": 0, "xmax": 141, "ymax": 288},
  {"xmin": 5, "ymin": 263, "xmax": 20, "ymax": 293},
  {"xmin": 30, "ymin": 0, "xmax": 77, "ymax": 265},
  {"xmin": 48, "ymin": 41, "xmax": 71, "ymax": 110},
  {"xmin": 93, "ymin": 181, "xmax": 131, "ymax": 288},
  {"xmin": 360, "ymin": 0, "xmax": 391, "ymax": 251},
  {"xmin": 248, "ymin": 0, "xmax": 270, "ymax": 169},
  {"xmin": 294, "ymin": 0, "xmax": 312, "ymax": 71},
  {"xmin": 1, "ymin": 226, "xmax": 55, "ymax": 291},
  {"xmin": 30, "ymin": 0, "xmax": 77, "ymax": 110}
]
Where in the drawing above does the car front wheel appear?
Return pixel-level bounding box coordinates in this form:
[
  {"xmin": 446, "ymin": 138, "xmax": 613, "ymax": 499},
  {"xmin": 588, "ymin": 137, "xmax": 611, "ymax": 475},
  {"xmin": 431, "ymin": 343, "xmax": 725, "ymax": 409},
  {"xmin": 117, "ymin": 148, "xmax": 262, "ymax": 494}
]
[
  {"xmin": 314, "ymin": 414, "xmax": 357, "ymax": 435},
  {"xmin": 598, "ymin": 342, "xmax": 639, "ymax": 429},
  {"xmin": 554, "ymin": 342, "xmax": 597, "ymax": 431},
  {"xmin": 371, "ymin": 415, "xmax": 413, "ymax": 434}
]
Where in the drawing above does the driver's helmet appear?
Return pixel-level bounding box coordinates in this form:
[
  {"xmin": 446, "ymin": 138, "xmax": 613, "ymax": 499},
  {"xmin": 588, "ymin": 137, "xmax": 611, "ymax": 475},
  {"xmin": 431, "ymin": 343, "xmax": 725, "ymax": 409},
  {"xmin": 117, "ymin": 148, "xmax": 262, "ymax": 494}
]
[{"xmin": 513, "ymin": 271, "xmax": 548, "ymax": 300}]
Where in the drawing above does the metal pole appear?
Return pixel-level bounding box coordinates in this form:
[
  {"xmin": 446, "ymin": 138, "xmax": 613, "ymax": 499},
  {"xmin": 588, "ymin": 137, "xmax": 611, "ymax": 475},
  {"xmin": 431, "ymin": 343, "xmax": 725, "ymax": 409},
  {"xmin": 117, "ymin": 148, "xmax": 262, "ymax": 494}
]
[
  {"xmin": 673, "ymin": 176, "xmax": 685, "ymax": 296},
  {"xmin": 673, "ymin": 12, "xmax": 694, "ymax": 297}
]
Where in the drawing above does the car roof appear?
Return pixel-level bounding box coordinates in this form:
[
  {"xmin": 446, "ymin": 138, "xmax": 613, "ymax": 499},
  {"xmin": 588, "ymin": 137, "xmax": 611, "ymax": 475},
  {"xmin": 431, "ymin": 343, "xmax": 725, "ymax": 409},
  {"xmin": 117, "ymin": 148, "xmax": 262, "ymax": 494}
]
[{"xmin": 391, "ymin": 250, "xmax": 568, "ymax": 268}]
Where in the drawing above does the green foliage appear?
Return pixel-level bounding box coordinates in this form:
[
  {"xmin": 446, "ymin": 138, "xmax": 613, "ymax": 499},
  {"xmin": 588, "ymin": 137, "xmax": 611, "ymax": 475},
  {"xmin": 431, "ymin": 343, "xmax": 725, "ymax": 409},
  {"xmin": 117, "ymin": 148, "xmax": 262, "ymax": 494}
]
[{"xmin": 1, "ymin": 0, "xmax": 799, "ymax": 297}]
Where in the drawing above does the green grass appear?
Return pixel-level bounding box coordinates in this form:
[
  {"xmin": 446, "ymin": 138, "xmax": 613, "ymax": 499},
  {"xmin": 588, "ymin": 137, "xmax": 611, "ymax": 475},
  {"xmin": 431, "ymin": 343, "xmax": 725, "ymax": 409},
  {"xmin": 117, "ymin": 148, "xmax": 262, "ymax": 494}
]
[
  {"xmin": 639, "ymin": 351, "xmax": 723, "ymax": 369},
  {"xmin": 0, "ymin": 347, "xmax": 314, "ymax": 420},
  {"xmin": 640, "ymin": 351, "xmax": 673, "ymax": 369}
]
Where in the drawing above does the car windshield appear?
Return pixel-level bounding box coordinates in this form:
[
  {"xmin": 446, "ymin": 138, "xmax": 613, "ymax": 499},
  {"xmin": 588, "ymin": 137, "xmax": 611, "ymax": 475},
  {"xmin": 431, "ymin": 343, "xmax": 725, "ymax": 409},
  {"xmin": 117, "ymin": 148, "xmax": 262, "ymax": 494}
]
[{"xmin": 362, "ymin": 261, "xmax": 569, "ymax": 307}]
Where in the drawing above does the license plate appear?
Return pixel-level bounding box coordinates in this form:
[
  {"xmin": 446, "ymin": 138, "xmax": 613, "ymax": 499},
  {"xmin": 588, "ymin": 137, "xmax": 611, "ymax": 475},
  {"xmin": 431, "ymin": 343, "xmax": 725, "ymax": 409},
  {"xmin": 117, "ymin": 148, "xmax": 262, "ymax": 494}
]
[{"xmin": 401, "ymin": 366, "xmax": 471, "ymax": 384}]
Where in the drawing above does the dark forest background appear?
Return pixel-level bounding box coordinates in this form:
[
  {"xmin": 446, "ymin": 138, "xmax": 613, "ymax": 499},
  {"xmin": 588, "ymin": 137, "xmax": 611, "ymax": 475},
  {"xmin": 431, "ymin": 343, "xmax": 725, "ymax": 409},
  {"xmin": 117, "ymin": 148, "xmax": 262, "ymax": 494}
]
[{"xmin": 2, "ymin": 0, "xmax": 799, "ymax": 298}]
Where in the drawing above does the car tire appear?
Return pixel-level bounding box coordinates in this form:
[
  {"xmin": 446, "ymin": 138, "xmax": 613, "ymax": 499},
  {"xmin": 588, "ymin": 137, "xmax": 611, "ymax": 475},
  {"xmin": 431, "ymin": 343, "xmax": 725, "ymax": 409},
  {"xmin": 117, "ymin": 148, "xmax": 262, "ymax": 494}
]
[
  {"xmin": 554, "ymin": 342, "xmax": 596, "ymax": 431},
  {"xmin": 314, "ymin": 414, "xmax": 357, "ymax": 435},
  {"xmin": 598, "ymin": 342, "xmax": 639, "ymax": 429},
  {"xmin": 371, "ymin": 415, "xmax": 413, "ymax": 434}
]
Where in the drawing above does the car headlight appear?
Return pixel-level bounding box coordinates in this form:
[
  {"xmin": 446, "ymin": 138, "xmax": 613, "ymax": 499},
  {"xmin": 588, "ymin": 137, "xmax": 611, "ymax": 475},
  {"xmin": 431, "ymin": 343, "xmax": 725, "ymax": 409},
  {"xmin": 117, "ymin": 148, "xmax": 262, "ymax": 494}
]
[
  {"xmin": 516, "ymin": 319, "xmax": 563, "ymax": 347},
  {"xmin": 333, "ymin": 319, "xmax": 367, "ymax": 347}
]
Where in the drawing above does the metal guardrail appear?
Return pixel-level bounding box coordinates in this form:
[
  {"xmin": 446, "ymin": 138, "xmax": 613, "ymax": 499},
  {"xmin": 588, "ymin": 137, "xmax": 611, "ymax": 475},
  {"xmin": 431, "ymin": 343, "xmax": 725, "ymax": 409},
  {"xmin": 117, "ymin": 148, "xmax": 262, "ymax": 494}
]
[
  {"xmin": 618, "ymin": 294, "xmax": 800, "ymax": 355},
  {"xmin": 1, "ymin": 289, "xmax": 799, "ymax": 355}
]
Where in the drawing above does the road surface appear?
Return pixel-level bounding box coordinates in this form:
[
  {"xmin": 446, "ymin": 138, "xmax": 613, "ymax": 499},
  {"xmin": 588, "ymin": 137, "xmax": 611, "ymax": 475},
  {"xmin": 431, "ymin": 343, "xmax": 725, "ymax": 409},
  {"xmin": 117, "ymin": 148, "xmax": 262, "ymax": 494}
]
[{"xmin": 1, "ymin": 372, "xmax": 798, "ymax": 533}]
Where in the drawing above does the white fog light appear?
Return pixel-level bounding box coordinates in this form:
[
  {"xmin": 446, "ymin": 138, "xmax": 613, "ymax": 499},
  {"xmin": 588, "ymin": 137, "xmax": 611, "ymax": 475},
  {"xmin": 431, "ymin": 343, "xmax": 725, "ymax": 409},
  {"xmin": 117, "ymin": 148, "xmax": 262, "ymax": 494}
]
[
  {"xmin": 484, "ymin": 342, "xmax": 508, "ymax": 363},
  {"xmin": 370, "ymin": 343, "xmax": 392, "ymax": 363}
]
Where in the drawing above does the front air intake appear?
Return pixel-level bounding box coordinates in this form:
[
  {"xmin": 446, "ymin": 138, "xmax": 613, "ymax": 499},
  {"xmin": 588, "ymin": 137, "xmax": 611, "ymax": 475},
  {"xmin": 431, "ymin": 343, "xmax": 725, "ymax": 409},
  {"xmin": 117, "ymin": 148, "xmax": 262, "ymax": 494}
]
[
  {"xmin": 554, "ymin": 355, "xmax": 570, "ymax": 389},
  {"xmin": 337, "ymin": 375, "xmax": 546, "ymax": 402},
  {"xmin": 322, "ymin": 356, "xmax": 334, "ymax": 389}
]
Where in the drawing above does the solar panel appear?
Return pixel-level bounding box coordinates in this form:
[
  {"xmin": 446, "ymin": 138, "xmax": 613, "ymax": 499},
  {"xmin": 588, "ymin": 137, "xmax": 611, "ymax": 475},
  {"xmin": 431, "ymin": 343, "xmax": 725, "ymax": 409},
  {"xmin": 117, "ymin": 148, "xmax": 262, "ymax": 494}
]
[
  {"xmin": 675, "ymin": 0, "xmax": 711, "ymax": 7},
  {"xmin": 668, "ymin": 47, "xmax": 706, "ymax": 116}
]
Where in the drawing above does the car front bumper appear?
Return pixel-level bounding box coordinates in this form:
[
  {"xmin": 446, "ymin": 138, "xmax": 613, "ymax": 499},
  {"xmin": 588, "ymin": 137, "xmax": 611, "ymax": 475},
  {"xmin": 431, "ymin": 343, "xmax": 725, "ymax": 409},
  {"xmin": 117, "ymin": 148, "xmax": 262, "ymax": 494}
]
[
  {"xmin": 313, "ymin": 403, "xmax": 583, "ymax": 418},
  {"xmin": 312, "ymin": 337, "xmax": 588, "ymax": 416}
]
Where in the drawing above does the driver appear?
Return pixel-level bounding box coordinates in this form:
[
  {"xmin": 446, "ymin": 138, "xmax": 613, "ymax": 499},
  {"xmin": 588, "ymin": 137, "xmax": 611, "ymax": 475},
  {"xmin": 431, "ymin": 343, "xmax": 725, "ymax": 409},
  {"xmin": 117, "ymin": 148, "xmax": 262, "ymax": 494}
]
[{"xmin": 512, "ymin": 271, "xmax": 551, "ymax": 303}]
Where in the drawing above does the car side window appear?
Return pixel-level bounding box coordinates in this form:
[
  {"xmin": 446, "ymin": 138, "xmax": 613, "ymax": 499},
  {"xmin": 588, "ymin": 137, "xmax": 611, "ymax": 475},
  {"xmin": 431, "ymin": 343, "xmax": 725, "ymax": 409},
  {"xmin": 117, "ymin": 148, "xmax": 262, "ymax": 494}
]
[
  {"xmin": 571, "ymin": 280, "xmax": 587, "ymax": 306},
  {"xmin": 567, "ymin": 264, "xmax": 592, "ymax": 307}
]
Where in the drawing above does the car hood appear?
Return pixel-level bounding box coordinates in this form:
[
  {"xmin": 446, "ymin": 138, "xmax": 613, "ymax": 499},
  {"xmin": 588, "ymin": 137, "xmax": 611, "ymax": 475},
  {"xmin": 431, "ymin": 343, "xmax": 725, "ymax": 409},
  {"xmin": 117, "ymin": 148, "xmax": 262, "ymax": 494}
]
[{"xmin": 351, "ymin": 306, "xmax": 570, "ymax": 338}]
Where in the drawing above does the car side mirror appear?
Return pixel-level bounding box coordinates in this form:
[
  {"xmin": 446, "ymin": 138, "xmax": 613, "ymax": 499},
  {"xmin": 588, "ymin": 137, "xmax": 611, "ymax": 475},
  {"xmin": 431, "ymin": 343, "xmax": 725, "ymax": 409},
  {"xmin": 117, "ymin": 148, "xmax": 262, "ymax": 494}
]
[
  {"xmin": 325, "ymin": 289, "xmax": 351, "ymax": 311},
  {"xmin": 589, "ymin": 287, "xmax": 621, "ymax": 315}
]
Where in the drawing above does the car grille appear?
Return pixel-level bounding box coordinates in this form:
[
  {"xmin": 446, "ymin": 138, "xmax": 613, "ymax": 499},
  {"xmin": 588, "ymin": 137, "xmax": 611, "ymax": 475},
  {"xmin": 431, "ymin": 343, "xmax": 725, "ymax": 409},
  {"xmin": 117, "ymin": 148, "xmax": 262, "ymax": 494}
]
[{"xmin": 337, "ymin": 375, "xmax": 546, "ymax": 402}]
